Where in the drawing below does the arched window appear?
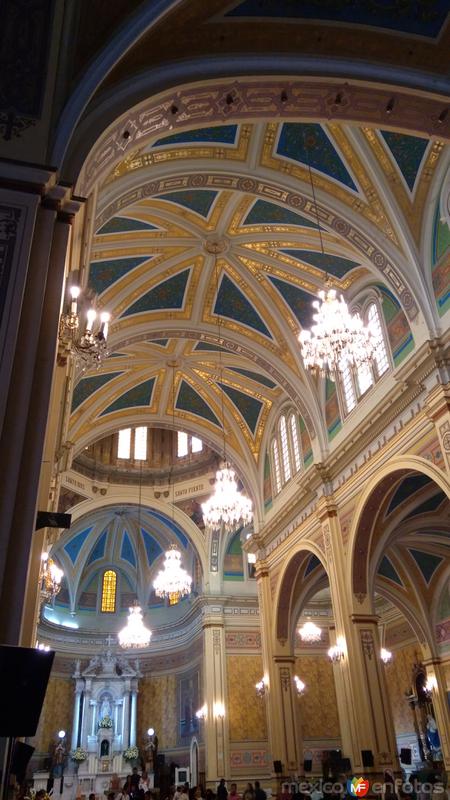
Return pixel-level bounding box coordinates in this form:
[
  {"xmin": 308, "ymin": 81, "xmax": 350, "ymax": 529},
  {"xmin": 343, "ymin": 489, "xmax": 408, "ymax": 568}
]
[
  {"xmin": 117, "ymin": 427, "xmax": 149, "ymax": 460},
  {"xmin": 338, "ymin": 299, "xmax": 391, "ymax": 417},
  {"xmin": 177, "ymin": 431, "xmax": 203, "ymax": 457},
  {"xmin": 289, "ymin": 413, "xmax": 302, "ymax": 472},
  {"xmin": 270, "ymin": 409, "xmax": 304, "ymax": 495},
  {"xmin": 272, "ymin": 439, "xmax": 282, "ymax": 494},
  {"xmin": 367, "ymin": 303, "xmax": 389, "ymax": 377},
  {"xmin": 279, "ymin": 415, "xmax": 291, "ymax": 482},
  {"xmin": 101, "ymin": 570, "xmax": 117, "ymax": 613}
]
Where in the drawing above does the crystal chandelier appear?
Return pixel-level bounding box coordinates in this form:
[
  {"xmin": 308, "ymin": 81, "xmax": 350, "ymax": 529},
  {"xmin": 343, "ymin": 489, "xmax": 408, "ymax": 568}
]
[
  {"xmin": 294, "ymin": 675, "xmax": 306, "ymax": 695},
  {"xmin": 299, "ymin": 287, "xmax": 378, "ymax": 380},
  {"xmin": 39, "ymin": 552, "xmax": 63, "ymax": 603},
  {"xmin": 202, "ymin": 464, "xmax": 253, "ymax": 535},
  {"xmin": 153, "ymin": 544, "xmax": 193, "ymax": 605},
  {"xmin": 255, "ymin": 678, "xmax": 266, "ymax": 698},
  {"xmin": 59, "ymin": 285, "xmax": 111, "ymax": 368},
  {"xmin": 380, "ymin": 647, "xmax": 393, "ymax": 664},
  {"xmin": 299, "ymin": 620, "xmax": 322, "ymax": 642},
  {"xmin": 298, "ymin": 138, "xmax": 377, "ymax": 381},
  {"xmin": 118, "ymin": 600, "xmax": 152, "ymax": 649},
  {"xmin": 200, "ymin": 246, "xmax": 253, "ymax": 535}
]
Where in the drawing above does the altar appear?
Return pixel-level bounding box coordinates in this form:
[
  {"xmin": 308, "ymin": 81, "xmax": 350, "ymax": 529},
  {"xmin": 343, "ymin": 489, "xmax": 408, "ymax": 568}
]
[{"xmin": 34, "ymin": 650, "xmax": 143, "ymax": 800}]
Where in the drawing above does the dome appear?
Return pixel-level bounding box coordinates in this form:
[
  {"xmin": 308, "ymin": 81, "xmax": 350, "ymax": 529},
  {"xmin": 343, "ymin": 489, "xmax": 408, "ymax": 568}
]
[{"xmin": 42, "ymin": 504, "xmax": 202, "ymax": 634}]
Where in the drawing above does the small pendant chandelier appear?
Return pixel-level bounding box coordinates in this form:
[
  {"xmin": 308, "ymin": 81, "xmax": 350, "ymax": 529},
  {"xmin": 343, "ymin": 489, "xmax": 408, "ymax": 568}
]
[
  {"xmin": 202, "ymin": 464, "xmax": 253, "ymax": 535},
  {"xmin": 298, "ymin": 620, "xmax": 322, "ymax": 643},
  {"xmin": 118, "ymin": 465, "xmax": 152, "ymax": 648},
  {"xmin": 153, "ymin": 544, "xmax": 193, "ymax": 606},
  {"xmin": 201, "ymin": 245, "xmax": 253, "ymax": 535},
  {"xmin": 298, "ymin": 139, "xmax": 377, "ymax": 381},
  {"xmin": 118, "ymin": 600, "xmax": 152, "ymax": 649}
]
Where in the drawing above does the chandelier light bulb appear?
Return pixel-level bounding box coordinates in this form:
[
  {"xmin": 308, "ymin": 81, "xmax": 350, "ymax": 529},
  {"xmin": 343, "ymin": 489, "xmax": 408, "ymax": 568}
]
[
  {"xmin": 118, "ymin": 601, "xmax": 152, "ymax": 649},
  {"xmin": 201, "ymin": 464, "xmax": 253, "ymax": 535},
  {"xmin": 380, "ymin": 647, "xmax": 393, "ymax": 664},
  {"xmin": 255, "ymin": 679, "xmax": 266, "ymax": 698},
  {"xmin": 153, "ymin": 544, "xmax": 192, "ymax": 606},
  {"xmin": 299, "ymin": 621, "xmax": 322, "ymax": 642},
  {"xmin": 294, "ymin": 675, "xmax": 306, "ymax": 695},
  {"xmin": 86, "ymin": 308, "xmax": 97, "ymax": 332}
]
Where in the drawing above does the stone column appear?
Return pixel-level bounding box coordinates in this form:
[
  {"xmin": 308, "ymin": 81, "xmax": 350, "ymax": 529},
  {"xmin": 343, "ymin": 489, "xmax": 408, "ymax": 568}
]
[
  {"xmin": 130, "ymin": 689, "xmax": 138, "ymax": 747},
  {"xmin": 123, "ymin": 687, "xmax": 131, "ymax": 749},
  {"xmin": 317, "ymin": 498, "xmax": 399, "ymax": 779},
  {"xmin": 422, "ymin": 657, "xmax": 450, "ymax": 774},
  {"xmin": 91, "ymin": 701, "xmax": 98, "ymax": 737},
  {"xmin": 257, "ymin": 564, "xmax": 303, "ymax": 778},
  {"xmin": 71, "ymin": 690, "xmax": 82, "ymax": 751},
  {"xmin": 80, "ymin": 690, "xmax": 91, "ymax": 749},
  {"xmin": 202, "ymin": 610, "xmax": 230, "ymax": 787}
]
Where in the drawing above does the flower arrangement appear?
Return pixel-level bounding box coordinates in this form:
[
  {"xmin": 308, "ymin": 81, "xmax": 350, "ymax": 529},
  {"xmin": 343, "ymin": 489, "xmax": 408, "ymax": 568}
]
[
  {"xmin": 98, "ymin": 716, "xmax": 113, "ymax": 729},
  {"xmin": 71, "ymin": 747, "xmax": 88, "ymax": 762},
  {"xmin": 123, "ymin": 745, "xmax": 139, "ymax": 761}
]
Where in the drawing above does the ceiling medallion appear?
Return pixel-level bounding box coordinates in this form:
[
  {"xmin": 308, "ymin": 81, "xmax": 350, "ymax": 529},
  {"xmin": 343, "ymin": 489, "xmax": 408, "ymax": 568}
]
[{"xmin": 203, "ymin": 235, "xmax": 229, "ymax": 255}]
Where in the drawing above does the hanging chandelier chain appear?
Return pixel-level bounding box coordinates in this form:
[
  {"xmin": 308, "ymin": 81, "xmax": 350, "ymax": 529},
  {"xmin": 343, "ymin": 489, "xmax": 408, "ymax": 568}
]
[{"xmin": 214, "ymin": 250, "xmax": 227, "ymax": 463}]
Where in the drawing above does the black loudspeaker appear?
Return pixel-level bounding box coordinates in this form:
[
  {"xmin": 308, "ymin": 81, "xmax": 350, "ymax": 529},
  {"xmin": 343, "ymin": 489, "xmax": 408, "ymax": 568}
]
[
  {"xmin": 0, "ymin": 645, "xmax": 54, "ymax": 736},
  {"xmin": 157, "ymin": 754, "xmax": 165, "ymax": 767},
  {"xmin": 11, "ymin": 742, "xmax": 35, "ymax": 782},
  {"xmin": 361, "ymin": 750, "xmax": 374, "ymax": 767},
  {"xmin": 273, "ymin": 760, "xmax": 283, "ymax": 774},
  {"xmin": 400, "ymin": 748, "xmax": 412, "ymax": 765},
  {"xmin": 35, "ymin": 511, "xmax": 71, "ymax": 531},
  {"xmin": 340, "ymin": 758, "xmax": 352, "ymax": 772},
  {"xmin": 304, "ymin": 759, "xmax": 312, "ymax": 772}
]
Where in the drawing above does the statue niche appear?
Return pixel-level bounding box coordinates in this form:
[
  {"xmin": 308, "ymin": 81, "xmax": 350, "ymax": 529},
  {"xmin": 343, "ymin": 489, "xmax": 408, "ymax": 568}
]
[{"xmin": 100, "ymin": 740, "xmax": 110, "ymax": 758}]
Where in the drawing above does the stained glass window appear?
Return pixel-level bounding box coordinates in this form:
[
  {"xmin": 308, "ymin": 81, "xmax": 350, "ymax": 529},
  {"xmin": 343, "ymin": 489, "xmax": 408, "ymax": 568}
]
[{"xmin": 101, "ymin": 570, "xmax": 117, "ymax": 613}]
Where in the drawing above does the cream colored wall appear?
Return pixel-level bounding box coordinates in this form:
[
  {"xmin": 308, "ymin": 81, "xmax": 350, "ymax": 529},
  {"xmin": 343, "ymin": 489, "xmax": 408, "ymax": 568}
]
[
  {"xmin": 227, "ymin": 655, "xmax": 267, "ymax": 742},
  {"xmin": 138, "ymin": 674, "xmax": 178, "ymax": 750},
  {"xmin": 33, "ymin": 675, "xmax": 73, "ymax": 754},
  {"xmin": 384, "ymin": 643, "xmax": 421, "ymax": 734},
  {"xmin": 295, "ymin": 656, "xmax": 340, "ymax": 739}
]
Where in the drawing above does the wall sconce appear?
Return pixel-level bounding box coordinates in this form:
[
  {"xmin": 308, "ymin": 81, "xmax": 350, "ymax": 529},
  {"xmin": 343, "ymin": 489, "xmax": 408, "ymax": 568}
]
[
  {"xmin": 213, "ymin": 702, "xmax": 225, "ymax": 719},
  {"xmin": 380, "ymin": 648, "xmax": 393, "ymax": 664},
  {"xmin": 40, "ymin": 552, "xmax": 63, "ymax": 604},
  {"xmin": 59, "ymin": 285, "xmax": 111, "ymax": 368},
  {"xmin": 328, "ymin": 637, "xmax": 346, "ymax": 663},
  {"xmin": 195, "ymin": 704, "xmax": 207, "ymax": 720},
  {"xmin": 255, "ymin": 678, "xmax": 266, "ymax": 698},
  {"xmin": 425, "ymin": 675, "xmax": 437, "ymax": 694},
  {"xmin": 36, "ymin": 641, "xmax": 51, "ymax": 652},
  {"xmin": 294, "ymin": 675, "xmax": 306, "ymax": 695}
]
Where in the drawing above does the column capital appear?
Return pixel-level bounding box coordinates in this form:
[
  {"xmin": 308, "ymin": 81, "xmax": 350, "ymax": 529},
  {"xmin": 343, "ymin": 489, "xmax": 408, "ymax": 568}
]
[
  {"xmin": 315, "ymin": 496, "xmax": 338, "ymax": 523},
  {"xmin": 351, "ymin": 614, "xmax": 380, "ymax": 625}
]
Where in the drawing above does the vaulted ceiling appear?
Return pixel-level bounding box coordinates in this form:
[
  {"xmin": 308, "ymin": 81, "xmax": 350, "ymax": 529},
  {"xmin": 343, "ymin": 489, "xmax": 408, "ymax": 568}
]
[{"xmin": 68, "ymin": 120, "xmax": 447, "ymax": 508}]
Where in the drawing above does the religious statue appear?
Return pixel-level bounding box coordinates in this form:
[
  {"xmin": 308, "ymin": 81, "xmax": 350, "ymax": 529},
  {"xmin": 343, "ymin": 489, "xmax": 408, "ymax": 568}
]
[
  {"xmin": 145, "ymin": 732, "xmax": 158, "ymax": 773},
  {"xmin": 99, "ymin": 696, "xmax": 112, "ymax": 720},
  {"xmin": 52, "ymin": 741, "xmax": 66, "ymax": 777},
  {"xmin": 425, "ymin": 715, "xmax": 442, "ymax": 759}
]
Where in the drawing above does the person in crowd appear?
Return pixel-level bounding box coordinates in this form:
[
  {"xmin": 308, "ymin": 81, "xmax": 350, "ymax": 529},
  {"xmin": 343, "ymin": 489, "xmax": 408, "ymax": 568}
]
[
  {"xmin": 111, "ymin": 775, "xmax": 121, "ymax": 793},
  {"xmin": 89, "ymin": 794, "xmax": 96, "ymax": 800},
  {"xmin": 205, "ymin": 789, "xmax": 216, "ymax": 800},
  {"xmin": 229, "ymin": 784, "xmax": 240, "ymax": 800},
  {"xmin": 254, "ymin": 782, "xmax": 266, "ymax": 800},
  {"xmin": 243, "ymin": 784, "xmax": 254, "ymax": 800},
  {"xmin": 280, "ymin": 786, "xmax": 291, "ymax": 800},
  {"xmin": 130, "ymin": 768, "xmax": 141, "ymax": 796},
  {"xmin": 139, "ymin": 772, "xmax": 150, "ymax": 795},
  {"xmin": 179, "ymin": 784, "xmax": 189, "ymax": 800},
  {"xmin": 217, "ymin": 780, "xmax": 228, "ymax": 800},
  {"xmin": 194, "ymin": 787, "xmax": 205, "ymax": 800}
]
